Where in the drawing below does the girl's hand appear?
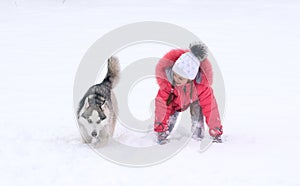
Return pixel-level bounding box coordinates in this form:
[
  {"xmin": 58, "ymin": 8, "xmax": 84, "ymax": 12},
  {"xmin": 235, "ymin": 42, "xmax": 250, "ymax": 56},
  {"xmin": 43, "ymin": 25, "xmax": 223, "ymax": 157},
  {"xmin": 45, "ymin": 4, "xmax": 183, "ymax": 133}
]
[{"xmin": 209, "ymin": 126, "xmax": 223, "ymax": 137}]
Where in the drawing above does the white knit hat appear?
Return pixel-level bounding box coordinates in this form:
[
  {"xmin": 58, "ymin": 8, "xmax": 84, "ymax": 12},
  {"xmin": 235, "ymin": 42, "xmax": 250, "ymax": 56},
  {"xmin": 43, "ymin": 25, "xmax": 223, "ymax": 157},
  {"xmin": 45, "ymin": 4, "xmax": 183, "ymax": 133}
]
[{"xmin": 172, "ymin": 52, "xmax": 200, "ymax": 80}]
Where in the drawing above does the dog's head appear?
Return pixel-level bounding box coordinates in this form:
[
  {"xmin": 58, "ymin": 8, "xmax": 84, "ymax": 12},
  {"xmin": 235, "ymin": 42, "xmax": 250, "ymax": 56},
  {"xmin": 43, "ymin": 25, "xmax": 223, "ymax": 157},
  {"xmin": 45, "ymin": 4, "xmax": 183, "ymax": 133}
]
[{"xmin": 79, "ymin": 95, "xmax": 110, "ymax": 139}]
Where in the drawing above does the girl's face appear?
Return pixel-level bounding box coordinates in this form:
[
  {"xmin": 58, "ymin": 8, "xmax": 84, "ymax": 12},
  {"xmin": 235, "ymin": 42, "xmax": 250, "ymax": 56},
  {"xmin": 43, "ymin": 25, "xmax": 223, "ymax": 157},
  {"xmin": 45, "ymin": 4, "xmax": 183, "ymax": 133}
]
[{"xmin": 173, "ymin": 72, "xmax": 189, "ymax": 86}]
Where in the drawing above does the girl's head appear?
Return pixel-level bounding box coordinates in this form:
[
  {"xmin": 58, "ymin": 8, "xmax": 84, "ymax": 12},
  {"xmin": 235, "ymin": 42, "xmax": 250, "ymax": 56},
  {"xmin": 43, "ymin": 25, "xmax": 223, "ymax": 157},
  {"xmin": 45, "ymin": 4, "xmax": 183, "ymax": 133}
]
[{"xmin": 172, "ymin": 52, "xmax": 200, "ymax": 85}]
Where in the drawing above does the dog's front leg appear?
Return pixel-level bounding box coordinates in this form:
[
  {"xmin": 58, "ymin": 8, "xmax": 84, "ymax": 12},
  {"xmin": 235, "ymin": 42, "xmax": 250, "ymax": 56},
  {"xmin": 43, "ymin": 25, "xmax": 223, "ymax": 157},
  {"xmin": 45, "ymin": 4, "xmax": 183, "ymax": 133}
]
[{"xmin": 79, "ymin": 124, "xmax": 92, "ymax": 143}]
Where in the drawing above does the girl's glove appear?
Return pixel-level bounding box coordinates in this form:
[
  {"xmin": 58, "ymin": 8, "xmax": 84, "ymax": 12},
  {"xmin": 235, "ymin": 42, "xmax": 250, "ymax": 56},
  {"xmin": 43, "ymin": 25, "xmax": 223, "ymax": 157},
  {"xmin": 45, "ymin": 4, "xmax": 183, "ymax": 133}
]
[{"xmin": 209, "ymin": 126, "xmax": 223, "ymax": 137}]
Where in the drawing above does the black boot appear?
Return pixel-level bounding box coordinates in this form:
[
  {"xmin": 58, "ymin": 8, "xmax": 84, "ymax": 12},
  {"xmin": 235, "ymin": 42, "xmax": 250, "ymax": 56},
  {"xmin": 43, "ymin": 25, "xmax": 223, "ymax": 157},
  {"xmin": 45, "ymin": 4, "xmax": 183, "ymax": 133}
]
[
  {"xmin": 157, "ymin": 132, "xmax": 169, "ymax": 145},
  {"xmin": 212, "ymin": 136, "xmax": 222, "ymax": 143}
]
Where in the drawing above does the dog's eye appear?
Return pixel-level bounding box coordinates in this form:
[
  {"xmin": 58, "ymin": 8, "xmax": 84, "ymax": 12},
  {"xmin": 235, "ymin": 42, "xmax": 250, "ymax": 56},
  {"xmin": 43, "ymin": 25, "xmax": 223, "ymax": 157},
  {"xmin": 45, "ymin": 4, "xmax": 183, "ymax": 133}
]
[
  {"xmin": 88, "ymin": 119, "xmax": 92, "ymax": 123},
  {"xmin": 96, "ymin": 120, "xmax": 101, "ymax": 124},
  {"xmin": 81, "ymin": 113, "xmax": 87, "ymax": 119}
]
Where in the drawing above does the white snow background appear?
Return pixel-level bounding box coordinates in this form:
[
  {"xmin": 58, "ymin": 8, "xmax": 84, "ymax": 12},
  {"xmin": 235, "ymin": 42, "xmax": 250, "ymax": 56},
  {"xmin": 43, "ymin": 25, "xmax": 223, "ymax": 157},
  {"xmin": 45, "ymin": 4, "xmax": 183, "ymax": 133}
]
[{"xmin": 1, "ymin": 0, "xmax": 300, "ymax": 185}]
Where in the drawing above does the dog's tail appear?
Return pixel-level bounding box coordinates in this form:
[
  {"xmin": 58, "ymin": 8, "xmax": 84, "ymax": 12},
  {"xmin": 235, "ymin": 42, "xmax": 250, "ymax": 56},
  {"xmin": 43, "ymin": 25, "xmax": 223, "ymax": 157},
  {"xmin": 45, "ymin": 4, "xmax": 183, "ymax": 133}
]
[{"xmin": 104, "ymin": 56, "xmax": 120, "ymax": 89}]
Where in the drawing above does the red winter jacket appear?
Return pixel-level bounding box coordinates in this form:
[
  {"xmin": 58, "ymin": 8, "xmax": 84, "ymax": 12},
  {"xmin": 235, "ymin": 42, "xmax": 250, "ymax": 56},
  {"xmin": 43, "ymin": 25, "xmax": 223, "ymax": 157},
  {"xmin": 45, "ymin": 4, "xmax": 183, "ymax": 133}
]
[{"xmin": 154, "ymin": 49, "xmax": 222, "ymax": 133}]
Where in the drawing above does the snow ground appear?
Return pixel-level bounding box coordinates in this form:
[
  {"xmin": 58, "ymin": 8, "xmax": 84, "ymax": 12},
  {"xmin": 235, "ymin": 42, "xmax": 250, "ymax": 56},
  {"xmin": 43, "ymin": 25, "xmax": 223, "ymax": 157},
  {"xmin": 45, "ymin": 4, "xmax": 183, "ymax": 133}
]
[{"xmin": 1, "ymin": 0, "xmax": 300, "ymax": 185}]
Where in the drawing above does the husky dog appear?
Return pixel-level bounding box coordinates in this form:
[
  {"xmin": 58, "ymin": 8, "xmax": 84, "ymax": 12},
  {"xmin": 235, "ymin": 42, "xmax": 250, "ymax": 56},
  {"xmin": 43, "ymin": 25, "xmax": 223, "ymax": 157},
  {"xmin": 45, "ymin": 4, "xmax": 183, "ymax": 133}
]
[{"xmin": 77, "ymin": 57, "xmax": 120, "ymax": 147}]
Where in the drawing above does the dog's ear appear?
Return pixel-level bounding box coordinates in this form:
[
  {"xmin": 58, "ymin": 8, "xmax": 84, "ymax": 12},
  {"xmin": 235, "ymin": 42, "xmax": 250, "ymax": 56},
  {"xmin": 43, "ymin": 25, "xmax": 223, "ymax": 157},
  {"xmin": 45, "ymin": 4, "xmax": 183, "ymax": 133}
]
[
  {"xmin": 86, "ymin": 94, "xmax": 97, "ymax": 109},
  {"xmin": 83, "ymin": 96, "xmax": 90, "ymax": 110},
  {"xmin": 99, "ymin": 111, "xmax": 106, "ymax": 121},
  {"xmin": 95, "ymin": 95, "xmax": 106, "ymax": 106},
  {"xmin": 100, "ymin": 100, "xmax": 108, "ymax": 109},
  {"xmin": 102, "ymin": 102, "xmax": 110, "ymax": 119},
  {"xmin": 87, "ymin": 95, "xmax": 96, "ymax": 105}
]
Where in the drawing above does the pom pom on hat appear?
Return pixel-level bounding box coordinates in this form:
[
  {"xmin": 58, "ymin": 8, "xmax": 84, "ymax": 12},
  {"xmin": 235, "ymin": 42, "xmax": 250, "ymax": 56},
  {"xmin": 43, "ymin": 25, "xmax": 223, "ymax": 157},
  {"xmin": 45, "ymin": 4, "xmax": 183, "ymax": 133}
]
[
  {"xmin": 172, "ymin": 52, "xmax": 200, "ymax": 80},
  {"xmin": 189, "ymin": 42, "xmax": 208, "ymax": 62}
]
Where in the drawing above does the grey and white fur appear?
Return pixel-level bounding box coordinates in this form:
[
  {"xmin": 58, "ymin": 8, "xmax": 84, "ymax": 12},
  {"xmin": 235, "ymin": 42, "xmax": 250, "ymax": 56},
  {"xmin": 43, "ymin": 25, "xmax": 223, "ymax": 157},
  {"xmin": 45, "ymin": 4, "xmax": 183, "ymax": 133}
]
[{"xmin": 77, "ymin": 56, "xmax": 120, "ymax": 147}]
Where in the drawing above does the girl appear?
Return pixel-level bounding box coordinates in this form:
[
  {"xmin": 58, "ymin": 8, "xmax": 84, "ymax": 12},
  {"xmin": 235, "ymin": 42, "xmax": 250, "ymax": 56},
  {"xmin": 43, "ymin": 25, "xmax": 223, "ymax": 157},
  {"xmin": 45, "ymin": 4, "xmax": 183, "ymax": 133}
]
[{"xmin": 154, "ymin": 43, "xmax": 223, "ymax": 144}]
